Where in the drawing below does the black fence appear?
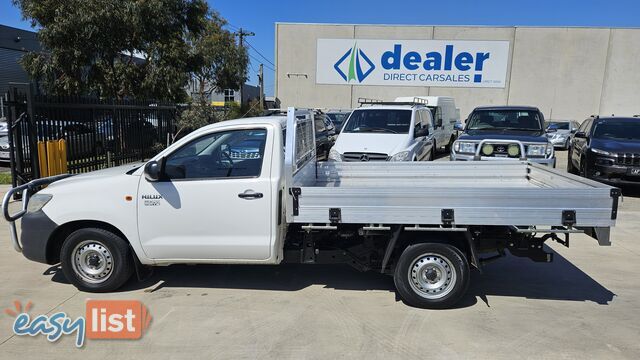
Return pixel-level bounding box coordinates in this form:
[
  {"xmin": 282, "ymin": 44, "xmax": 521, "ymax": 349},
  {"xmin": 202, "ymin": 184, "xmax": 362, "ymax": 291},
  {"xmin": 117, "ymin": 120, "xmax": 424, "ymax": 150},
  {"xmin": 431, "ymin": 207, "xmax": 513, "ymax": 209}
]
[{"xmin": 4, "ymin": 85, "xmax": 177, "ymax": 187}]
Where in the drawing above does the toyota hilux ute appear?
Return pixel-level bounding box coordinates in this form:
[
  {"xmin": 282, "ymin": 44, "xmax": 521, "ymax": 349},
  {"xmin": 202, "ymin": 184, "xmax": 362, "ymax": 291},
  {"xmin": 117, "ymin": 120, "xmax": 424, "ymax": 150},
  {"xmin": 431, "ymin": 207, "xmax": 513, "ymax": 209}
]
[
  {"xmin": 451, "ymin": 106, "xmax": 556, "ymax": 167},
  {"xmin": 4, "ymin": 108, "xmax": 620, "ymax": 309}
]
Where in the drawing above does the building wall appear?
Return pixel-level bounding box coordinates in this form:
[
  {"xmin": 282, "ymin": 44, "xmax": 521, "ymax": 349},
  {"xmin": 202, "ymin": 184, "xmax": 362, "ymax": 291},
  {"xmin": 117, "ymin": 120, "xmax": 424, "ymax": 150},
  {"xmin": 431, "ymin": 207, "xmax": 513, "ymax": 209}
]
[{"xmin": 275, "ymin": 23, "xmax": 640, "ymax": 121}]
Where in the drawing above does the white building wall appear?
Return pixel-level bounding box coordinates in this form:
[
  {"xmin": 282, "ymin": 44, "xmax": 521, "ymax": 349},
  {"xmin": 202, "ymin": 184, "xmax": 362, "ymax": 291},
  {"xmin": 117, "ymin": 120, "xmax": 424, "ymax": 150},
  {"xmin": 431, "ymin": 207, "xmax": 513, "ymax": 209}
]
[{"xmin": 275, "ymin": 23, "xmax": 640, "ymax": 121}]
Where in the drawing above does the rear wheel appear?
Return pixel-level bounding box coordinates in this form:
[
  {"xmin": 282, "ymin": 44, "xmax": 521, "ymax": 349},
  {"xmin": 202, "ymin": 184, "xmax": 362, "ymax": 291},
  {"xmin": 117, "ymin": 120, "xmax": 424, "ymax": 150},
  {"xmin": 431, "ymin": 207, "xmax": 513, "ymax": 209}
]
[
  {"xmin": 60, "ymin": 228, "xmax": 134, "ymax": 292},
  {"xmin": 394, "ymin": 243, "xmax": 470, "ymax": 309}
]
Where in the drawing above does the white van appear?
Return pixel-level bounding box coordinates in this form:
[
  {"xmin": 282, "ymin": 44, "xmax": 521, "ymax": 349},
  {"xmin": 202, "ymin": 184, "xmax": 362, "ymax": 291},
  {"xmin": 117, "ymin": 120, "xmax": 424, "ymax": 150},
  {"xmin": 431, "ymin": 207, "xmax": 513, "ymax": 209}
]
[
  {"xmin": 329, "ymin": 99, "xmax": 435, "ymax": 162},
  {"xmin": 394, "ymin": 96, "xmax": 459, "ymax": 152}
]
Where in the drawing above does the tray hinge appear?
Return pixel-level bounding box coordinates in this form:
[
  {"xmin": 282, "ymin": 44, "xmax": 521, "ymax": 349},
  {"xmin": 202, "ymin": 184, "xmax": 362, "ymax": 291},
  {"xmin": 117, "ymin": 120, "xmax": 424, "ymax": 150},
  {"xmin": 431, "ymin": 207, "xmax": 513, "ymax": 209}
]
[
  {"xmin": 329, "ymin": 208, "xmax": 342, "ymax": 223},
  {"xmin": 610, "ymin": 188, "xmax": 621, "ymax": 220},
  {"xmin": 290, "ymin": 187, "xmax": 301, "ymax": 216},
  {"xmin": 562, "ymin": 210, "xmax": 576, "ymax": 226},
  {"xmin": 441, "ymin": 209, "xmax": 455, "ymax": 226}
]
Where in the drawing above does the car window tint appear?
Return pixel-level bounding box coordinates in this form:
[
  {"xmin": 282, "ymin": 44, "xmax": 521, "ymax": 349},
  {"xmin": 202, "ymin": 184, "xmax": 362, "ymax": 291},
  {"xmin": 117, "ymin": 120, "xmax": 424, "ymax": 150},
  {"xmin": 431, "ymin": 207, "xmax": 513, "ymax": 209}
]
[{"xmin": 164, "ymin": 129, "xmax": 267, "ymax": 180}]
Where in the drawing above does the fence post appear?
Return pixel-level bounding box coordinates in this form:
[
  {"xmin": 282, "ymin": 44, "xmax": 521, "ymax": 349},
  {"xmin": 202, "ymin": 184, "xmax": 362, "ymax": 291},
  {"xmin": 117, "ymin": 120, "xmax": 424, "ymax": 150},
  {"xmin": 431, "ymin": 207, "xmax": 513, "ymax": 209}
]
[{"xmin": 25, "ymin": 85, "xmax": 40, "ymax": 179}]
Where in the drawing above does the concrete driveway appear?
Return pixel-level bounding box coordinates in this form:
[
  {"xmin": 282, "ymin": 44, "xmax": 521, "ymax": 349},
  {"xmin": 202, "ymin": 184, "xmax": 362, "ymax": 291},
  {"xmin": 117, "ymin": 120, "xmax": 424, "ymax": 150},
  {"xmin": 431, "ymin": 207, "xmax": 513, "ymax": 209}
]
[{"xmin": 0, "ymin": 150, "xmax": 639, "ymax": 359}]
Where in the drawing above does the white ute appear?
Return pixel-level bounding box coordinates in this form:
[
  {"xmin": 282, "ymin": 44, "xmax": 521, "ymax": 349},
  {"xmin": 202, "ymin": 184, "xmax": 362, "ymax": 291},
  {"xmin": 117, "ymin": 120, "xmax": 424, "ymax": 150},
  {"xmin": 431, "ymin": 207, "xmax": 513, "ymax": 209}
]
[{"xmin": 4, "ymin": 108, "xmax": 621, "ymax": 309}]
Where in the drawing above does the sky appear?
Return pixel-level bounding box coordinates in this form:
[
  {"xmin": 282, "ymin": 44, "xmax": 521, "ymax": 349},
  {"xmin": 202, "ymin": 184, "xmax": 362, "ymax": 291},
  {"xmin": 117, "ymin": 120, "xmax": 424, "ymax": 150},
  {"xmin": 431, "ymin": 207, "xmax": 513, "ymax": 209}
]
[{"xmin": 1, "ymin": 0, "xmax": 639, "ymax": 96}]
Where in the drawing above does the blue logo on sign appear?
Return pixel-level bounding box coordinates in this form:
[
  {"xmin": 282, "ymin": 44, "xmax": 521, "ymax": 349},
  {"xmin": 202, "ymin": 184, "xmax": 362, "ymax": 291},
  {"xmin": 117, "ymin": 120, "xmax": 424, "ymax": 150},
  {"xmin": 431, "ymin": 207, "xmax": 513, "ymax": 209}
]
[{"xmin": 334, "ymin": 44, "xmax": 375, "ymax": 83}]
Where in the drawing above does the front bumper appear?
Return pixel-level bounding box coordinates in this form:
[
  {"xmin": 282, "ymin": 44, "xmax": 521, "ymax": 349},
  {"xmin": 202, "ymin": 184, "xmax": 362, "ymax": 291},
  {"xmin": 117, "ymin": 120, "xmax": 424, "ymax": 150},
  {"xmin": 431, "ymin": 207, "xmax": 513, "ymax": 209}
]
[
  {"xmin": 451, "ymin": 152, "xmax": 556, "ymax": 167},
  {"xmin": 589, "ymin": 162, "xmax": 640, "ymax": 186},
  {"xmin": 20, "ymin": 210, "xmax": 58, "ymax": 264},
  {"xmin": 548, "ymin": 137, "xmax": 569, "ymax": 148}
]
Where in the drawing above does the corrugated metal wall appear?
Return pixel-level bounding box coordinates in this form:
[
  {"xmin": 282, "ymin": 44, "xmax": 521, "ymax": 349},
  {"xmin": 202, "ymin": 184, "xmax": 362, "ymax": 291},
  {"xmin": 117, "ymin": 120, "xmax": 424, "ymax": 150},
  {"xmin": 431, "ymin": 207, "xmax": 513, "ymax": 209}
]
[{"xmin": 0, "ymin": 47, "xmax": 30, "ymax": 96}]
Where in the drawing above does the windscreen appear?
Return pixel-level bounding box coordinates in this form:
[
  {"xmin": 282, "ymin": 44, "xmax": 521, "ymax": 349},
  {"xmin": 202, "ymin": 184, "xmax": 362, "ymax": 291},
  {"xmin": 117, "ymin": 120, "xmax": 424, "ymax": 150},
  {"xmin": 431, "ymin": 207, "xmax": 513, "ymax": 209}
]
[
  {"xmin": 593, "ymin": 121, "xmax": 640, "ymax": 141},
  {"xmin": 342, "ymin": 109, "xmax": 411, "ymax": 134},
  {"xmin": 468, "ymin": 110, "xmax": 542, "ymax": 131},
  {"xmin": 546, "ymin": 121, "xmax": 570, "ymax": 130},
  {"xmin": 327, "ymin": 112, "xmax": 351, "ymax": 130}
]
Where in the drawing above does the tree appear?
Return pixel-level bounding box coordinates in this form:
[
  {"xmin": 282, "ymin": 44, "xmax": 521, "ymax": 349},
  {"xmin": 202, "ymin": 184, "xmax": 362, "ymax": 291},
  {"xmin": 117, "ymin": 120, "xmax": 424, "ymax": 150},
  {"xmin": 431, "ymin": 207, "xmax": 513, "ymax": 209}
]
[
  {"xmin": 13, "ymin": 0, "xmax": 247, "ymax": 103},
  {"xmin": 189, "ymin": 13, "xmax": 249, "ymax": 102}
]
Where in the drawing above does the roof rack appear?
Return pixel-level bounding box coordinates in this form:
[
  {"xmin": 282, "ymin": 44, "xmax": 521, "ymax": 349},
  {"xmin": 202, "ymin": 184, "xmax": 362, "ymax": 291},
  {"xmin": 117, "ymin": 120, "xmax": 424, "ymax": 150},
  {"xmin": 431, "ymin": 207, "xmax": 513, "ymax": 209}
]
[{"xmin": 357, "ymin": 97, "xmax": 428, "ymax": 107}]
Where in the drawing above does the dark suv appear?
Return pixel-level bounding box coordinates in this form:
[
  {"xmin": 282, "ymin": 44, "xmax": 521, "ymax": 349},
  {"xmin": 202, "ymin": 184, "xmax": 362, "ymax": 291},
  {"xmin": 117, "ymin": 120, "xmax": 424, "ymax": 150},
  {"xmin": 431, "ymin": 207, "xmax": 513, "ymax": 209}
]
[
  {"xmin": 450, "ymin": 106, "xmax": 555, "ymax": 167},
  {"xmin": 568, "ymin": 116, "xmax": 640, "ymax": 185}
]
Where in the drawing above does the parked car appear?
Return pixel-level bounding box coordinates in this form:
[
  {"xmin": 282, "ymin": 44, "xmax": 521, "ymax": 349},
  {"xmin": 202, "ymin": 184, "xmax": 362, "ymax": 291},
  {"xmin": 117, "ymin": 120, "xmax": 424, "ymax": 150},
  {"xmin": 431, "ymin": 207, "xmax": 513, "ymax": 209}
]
[
  {"xmin": 0, "ymin": 135, "xmax": 9, "ymax": 163},
  {"xmin": 567, "ymin": 116, "xmax": 640, "ymax": 185},
  {"xmin": 5, "ymin": 108, "xmax": 620, "ymax": 309},
  {"xmin": 545, "ymin": 120, "xmax": 579, "ymax": 150},
  {"xmin": 0, "ymin": 119, "xmax": 8, "ymax": 137},
  {"xmin": 326, "ymin": 110, "xmax": 352, "ymax": 134},
  {"xmin": 451, "ymin": 106, "xmax": 555, "ymax": 167},
  {"xmin": 394, "ymin": 96, "xmax": 459, "ymax": 152},
  {"xmin": 329, "ymin": 100, "xmax": 434, "ymax": 162}
]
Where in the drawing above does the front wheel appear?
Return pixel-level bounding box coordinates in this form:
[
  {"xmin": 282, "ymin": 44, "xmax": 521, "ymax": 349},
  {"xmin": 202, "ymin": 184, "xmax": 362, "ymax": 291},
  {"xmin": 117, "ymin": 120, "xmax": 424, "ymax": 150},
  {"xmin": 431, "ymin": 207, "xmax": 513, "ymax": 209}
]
[
  {"xmin": 394, "ymin": 243, "xmax": 470, "ymax": 309},
  {"xmin": 60, "ymin": 228, "xmax": 134, "ymax": 292},
  {"xmin": 567, "ymin": 148, "xmax": 578, "ymax": 174}
]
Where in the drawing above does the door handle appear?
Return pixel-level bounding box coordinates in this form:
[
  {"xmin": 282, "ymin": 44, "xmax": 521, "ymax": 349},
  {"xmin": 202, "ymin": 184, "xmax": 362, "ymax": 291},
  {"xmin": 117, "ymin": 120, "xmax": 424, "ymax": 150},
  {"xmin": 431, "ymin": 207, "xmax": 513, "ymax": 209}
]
[{"xmin": 238, "ymin": 190, "xmax": 263, "ymax": 199}]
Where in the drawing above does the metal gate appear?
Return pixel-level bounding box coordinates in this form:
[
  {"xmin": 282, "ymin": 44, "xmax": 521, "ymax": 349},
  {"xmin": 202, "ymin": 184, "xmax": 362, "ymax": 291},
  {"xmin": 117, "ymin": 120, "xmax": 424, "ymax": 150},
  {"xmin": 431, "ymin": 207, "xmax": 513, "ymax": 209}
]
[{"xmin": 3, "ymin": 85, "xmax": 177, "ymax": 189}]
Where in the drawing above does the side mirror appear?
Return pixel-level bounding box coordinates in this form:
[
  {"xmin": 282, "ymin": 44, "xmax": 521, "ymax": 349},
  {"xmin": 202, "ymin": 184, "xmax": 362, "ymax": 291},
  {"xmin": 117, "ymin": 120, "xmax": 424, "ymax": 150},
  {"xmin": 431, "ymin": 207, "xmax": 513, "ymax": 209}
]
[
  {"xmin": 144, "ymin": 159, "xmax": 163, "ymax": 182},
  {"xmin": 414, "ymin": 127, "xmax": 429, "ymax": 138},
  {"xmin": 453, "ymin": 122, "xmax": 464, "ymax": 131},
  {"xmin": 570, "ymin": 128, "xmax": 577, "ymax": 134},
  {"xmin": 546, "ymin": 127, "xmax": 557, "ymax": 133},
  {"xmin": 574, "ymin": 131, "xmax": 587, "ymax": 139}
]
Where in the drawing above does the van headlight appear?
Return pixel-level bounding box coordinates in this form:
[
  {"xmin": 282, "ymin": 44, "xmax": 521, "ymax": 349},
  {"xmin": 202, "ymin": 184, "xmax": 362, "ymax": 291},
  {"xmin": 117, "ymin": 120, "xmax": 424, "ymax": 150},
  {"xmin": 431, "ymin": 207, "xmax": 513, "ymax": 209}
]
[
  {"xmin": 453, "ymin": 141, "xmax": 476, "ymax": 154},
  {"xmin": 27, "ymin": 193, "xmax": 53, "ymax": 213},
  {"xmin": 328, "ymin": 148, "xmax": 342, "ymax": 161},
  {"xmin": 526, "ymin": 144, "xmax": 548, "ymax": 157},
  {"xmin": 389, "ymin": 151, "xmax": 410, "ymax": 161}
]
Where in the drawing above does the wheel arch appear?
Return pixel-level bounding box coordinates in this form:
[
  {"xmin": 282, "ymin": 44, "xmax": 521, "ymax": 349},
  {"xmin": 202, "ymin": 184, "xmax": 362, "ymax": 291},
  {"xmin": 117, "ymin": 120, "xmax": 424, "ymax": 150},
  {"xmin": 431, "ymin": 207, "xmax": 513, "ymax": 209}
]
[{"xmin": 47, "ymin": 220, "xmax": 133, "ymax": 264}]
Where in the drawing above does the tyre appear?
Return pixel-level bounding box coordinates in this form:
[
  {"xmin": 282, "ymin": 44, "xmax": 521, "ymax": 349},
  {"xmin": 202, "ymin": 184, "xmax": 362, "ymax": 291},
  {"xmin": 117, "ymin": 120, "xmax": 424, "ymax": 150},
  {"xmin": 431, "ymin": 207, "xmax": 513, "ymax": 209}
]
[
  {"xmin": 393, "ymin": 243, "xmax": 470, "ymax": 309},
  {"xmin": 579, "ymin": 156, "xmax": 589, "ymax": 178},
  {"xmin": 444, "ymin": 135, "xmax": 455, "ymax": 153},
  {"xmin": 426, "ymin": 149, "xmax": 433, "ymax": 161},
  {"xmin": 567, "ymin": 148, "xmax": 578, "ymax": 174},
  {"xmin": 60, "ymin": 228, "xmax": 134, "ymax": 292}
]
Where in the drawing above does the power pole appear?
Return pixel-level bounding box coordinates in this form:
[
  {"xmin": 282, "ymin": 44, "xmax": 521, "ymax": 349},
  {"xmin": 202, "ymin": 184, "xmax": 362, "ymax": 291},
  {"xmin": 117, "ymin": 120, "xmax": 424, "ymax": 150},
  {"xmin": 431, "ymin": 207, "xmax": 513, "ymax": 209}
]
[
  {"xmin": 258, "ymin": 64, "xmax": 264, "ymax": 110},
  {"xmin": 235, "ymin": 28, "xmax": 254, "ymax": 107}
]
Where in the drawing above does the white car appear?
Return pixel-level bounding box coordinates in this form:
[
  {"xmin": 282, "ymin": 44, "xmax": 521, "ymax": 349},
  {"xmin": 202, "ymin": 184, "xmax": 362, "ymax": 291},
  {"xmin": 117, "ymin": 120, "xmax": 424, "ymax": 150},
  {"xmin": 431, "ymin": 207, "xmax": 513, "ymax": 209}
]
[{"xmin": 329, "ymin": 103, "xmax": 435, "ymax": 162}]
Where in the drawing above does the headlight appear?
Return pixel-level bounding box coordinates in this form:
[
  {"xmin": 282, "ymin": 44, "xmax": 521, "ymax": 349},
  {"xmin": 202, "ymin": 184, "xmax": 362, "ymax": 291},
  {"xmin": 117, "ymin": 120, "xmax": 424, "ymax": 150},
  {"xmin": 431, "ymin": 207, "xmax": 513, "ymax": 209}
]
[
  {"xmin": 526, "ymin": 144, "xmax": 548, "ymax": 157},
  {"xmin": 389, "ymin": 151, "xmax": 410, "ymax": 161},
  {"xmin": 328, "ymin": 148, "xmax": 342, "ymax": 161},
  {"xmin": 453, "ymin": 141, "xmax": 476, "ymax": 154},
  {"xmin": 507, "ymin": 144, "xmax": 520, "ymax": 157},
  {"xmin": 591, "ymin": 148, "xmax": 615, "ymax": 157},
  {"xmin": 27, "ymin": 193, "xmax": 53, "ymax": 213}
]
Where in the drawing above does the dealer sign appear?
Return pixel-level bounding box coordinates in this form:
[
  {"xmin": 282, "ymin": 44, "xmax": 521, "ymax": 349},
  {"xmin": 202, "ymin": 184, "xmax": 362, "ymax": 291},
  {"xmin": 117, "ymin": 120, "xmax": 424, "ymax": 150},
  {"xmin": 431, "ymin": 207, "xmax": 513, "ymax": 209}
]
[{"xmin": 316, "ymin": 39, "xmax": 510, "ymax": 88}]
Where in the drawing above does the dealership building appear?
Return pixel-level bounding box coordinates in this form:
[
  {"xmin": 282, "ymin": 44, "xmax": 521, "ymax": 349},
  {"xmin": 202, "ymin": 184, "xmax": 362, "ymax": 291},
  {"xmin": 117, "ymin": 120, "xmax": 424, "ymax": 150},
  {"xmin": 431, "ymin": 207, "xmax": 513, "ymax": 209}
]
[{"xmin": 275, "ymin": 23, "xmax": 640, "ymax": 121}]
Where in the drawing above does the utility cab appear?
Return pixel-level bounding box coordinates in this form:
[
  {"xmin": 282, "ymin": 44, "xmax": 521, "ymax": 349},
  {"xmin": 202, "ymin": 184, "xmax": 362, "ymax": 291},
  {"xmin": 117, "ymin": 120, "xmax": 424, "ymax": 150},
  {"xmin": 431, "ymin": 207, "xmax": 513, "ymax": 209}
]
[
  {"xmin": 329, "ymin": 98, "xmax": 435, "ymax": 162},
  {"xmin": 4, "ymin": 108, "xmax": 620, "ymax": 309},
  {"xmin": 394, "ymin": 96, "xmax": 459, "ymax": 152}
]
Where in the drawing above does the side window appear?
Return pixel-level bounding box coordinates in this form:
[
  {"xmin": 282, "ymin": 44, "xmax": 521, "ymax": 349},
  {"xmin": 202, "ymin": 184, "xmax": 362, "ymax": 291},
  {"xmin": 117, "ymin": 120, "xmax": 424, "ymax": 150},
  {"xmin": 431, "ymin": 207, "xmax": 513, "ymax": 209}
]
[
  {"xmin": 314, "ymin": 116, "xmax": 325, "ymax": 133},
  {"xmin": 434, "ymin": 107, "xmax": 443, "ymax": 127},
  {"xmin": 164, "ymin": 129, "xmax": 267, "ymax": 180},
  {"xmin": 578, "ymin": 119, "xmax": 591, "ymax": 133},
  {"xmin": 422, "ymin": 109, "xmax": 433, "ymax": 128}
]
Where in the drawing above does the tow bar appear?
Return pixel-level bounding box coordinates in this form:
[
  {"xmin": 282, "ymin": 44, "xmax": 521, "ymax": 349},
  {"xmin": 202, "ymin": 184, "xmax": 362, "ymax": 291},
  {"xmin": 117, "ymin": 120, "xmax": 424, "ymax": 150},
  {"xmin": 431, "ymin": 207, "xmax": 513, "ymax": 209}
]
[{"xmin": 1, "ymin": 174, "xmax": 73, "ymax": 252}]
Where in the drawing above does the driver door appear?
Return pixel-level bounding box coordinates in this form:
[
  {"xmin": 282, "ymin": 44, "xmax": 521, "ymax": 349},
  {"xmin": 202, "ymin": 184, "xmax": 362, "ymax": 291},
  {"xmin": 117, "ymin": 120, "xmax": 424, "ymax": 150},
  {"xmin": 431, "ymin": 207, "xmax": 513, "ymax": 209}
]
[{"xmin": 137, "ymin": 127, "xmax": 273, "ymax": 260}]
